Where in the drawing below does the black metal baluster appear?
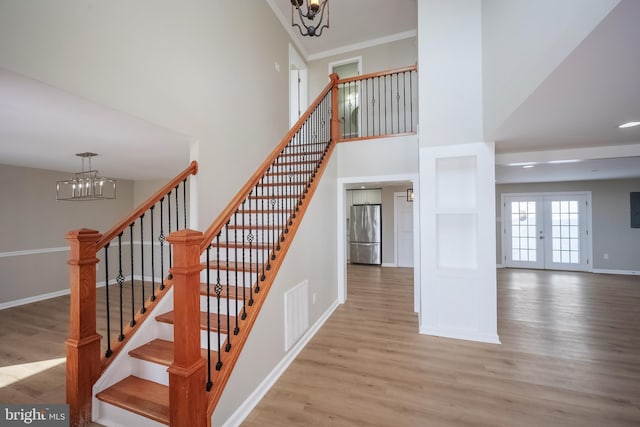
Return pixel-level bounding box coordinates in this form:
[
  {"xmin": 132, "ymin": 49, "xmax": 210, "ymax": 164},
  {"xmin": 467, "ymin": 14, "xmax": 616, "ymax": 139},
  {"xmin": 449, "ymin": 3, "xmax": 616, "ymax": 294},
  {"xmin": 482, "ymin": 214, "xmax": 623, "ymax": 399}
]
[
  {"xmin": 396, "ymin": 73, "xmax": 400, "ymax": 133},
  {"xmin": 150, "ymin": 205, "xmax": 156, "ymax": 301},
  {"xmin": 159, "ymin": 197, "xmax": 166, "ymax": 290},
  {"xmin": 139, "ymin": 214, "xmax": 146, "ymax": 314},
  {"xmin": 403, "ymin": 71, "xmax": 408, "ymax": 132},
  {"xmin": 247, "ymin": 192, "xmax": 254, "ymax": 307},
  {"xmin": 215, "ymin": 233, "xmax": 223, "ymax": 370},
  {"xmin": 410, "ymin": 70, "xmax": 414, "ymax": 131},
  {"xmin": 183, "ymin": 179, "xmax": 187, "ymax": 229},
  {"xmin": 241, "ymin": 200, "xmax": 247, "ymax": 320},
  {"xmin": 104, "ymin": 244, "xmax": 112, "ymax": 357},
  {"xmin": 117, "ymin": 233, "xmax": 125, "ymax": 341},
  {"xmin": 260, "ymin": 179, "xmax": 265, "ymax": 284},
  {"xmin": 129, "ymin": 222, "xmax": 136, "ymax": 327},
  {"xmin": 384, "ymin": 74, "xmax": 388, "ymax": 135},
  {"xmin": 206, "ymin": 245, "xmax": 213, "ymax": 391},
  {"xmin": 175, "ymin": 185, "xmax": 179, "ymax": 231},
  {"xmin": 167, "ymin": 190, "xmax": 172, "ymax": 274},
  {"xmin": 225, "ymin": 223, "xmax": 232, "ymax": 351},
  {"xmin": 378, "ymin": 76, "xmax": 381, "ymax": 136},
  {"xmin": 233, "ymin": 210, "xmax": 240, "ymax": 335}
]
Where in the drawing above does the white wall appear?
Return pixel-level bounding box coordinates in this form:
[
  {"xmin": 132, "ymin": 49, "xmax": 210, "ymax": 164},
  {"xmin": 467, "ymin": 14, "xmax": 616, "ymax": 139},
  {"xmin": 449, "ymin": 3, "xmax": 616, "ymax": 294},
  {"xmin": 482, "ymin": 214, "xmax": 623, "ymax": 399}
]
[
  {"xmin": 307, "ymin": 37, "xmax": 418, "ymax": 101},
  {"xmin": 0, "ymin": 1, "xmax": 291, "ymax": 230},
  {"xmin": 481, "ymin": 0, "xmax": 619, "ymax": 138},
  {"xmin": 0, "ymin": 164, "xmax": 134, "ymax": 304},
  {"xmin": 418, "ymin": 0, "xmax": 483, "ymax": 147},
  {"xmin": 337, "ymin": 135, "xmax": 419, "ymax": 178}
]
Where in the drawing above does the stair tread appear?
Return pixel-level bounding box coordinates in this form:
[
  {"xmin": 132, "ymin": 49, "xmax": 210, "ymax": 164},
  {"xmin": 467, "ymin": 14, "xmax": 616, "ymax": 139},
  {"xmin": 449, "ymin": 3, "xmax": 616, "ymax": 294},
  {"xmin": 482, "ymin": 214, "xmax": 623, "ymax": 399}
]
[
  {"xmin": 96, "ymin": 376, "xmax": 169, "ymax": 425},
  {"xmin": 129, "ymin": 339, "xmax": 216, "ymax": 366},
  {"xmin": 236, "ymin": 209, "xmax": 292, "ymax": 214},
  {"xmin": 156, "ymin": 311, "xmax": 234, "ymax": 334},
  {"xmin": 200, "ymin": 282, "xmax": 252, "ymax": 299}
]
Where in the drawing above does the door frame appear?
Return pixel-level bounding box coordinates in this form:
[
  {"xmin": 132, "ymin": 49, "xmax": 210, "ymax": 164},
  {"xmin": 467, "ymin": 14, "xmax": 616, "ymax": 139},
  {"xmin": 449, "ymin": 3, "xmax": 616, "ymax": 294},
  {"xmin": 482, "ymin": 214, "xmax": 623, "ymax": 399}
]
[
  {"xmin": 394, "ymin": 191, "xmax": 414, "ymax": 268},
  {"xmin": 337, "ymin": 174, "xmax": 420, "ymax": 313},
  {"xmin": 289, "ymin": 44, "xmax": 308, "ymax": 128},
  {"xmin": 500, "ymin": 191, "xmax": 593, "ymax": 272}
]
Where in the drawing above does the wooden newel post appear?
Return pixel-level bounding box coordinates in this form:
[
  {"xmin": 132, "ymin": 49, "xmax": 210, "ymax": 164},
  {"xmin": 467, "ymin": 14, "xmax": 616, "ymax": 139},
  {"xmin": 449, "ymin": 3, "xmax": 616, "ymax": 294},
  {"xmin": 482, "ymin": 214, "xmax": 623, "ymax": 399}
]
[
  {"xmin": 330, "ymin": 72, "xmax": 340, "ymax": 143},
  {"xmin": 167, "ymin": 229, "xmax": 207, "ymax": 427},
  {"xmin": 65, "ymin": 228, "xmax": 102, "ymax": 427}
]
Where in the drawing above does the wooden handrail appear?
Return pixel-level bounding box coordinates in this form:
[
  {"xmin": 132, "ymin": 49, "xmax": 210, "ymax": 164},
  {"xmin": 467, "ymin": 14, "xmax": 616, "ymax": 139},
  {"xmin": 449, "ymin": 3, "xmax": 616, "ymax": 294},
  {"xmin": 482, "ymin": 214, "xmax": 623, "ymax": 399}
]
[
  {"xmin": 200, "ymin": 74, "xmax": 339, "ymax": 252},
  {"xmin": 97, "ymin": 160, "xmax": 198, "ymax": 249},
  {"xmin": 336, "ymin": 64, "xmax": 417, "ymax": 85}
]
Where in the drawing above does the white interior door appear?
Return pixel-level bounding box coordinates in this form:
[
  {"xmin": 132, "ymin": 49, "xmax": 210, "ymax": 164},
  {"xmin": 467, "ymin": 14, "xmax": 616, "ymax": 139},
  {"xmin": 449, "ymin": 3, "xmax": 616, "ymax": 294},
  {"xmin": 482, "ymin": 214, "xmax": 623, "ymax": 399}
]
[
  {"xmin": 395, "ymin": 193, "xmax": 414, "ymax": 267},
  {"xmin": 503, "ymin": 193, "xmax": 590, "ymax": 271}
]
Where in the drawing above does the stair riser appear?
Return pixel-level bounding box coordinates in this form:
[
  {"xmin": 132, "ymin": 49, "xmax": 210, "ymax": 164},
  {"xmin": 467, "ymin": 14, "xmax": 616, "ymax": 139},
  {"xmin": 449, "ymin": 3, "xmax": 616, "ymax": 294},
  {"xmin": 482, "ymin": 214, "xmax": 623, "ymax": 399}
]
[
  {"xmin": 94, "ymin": 400, "xmax": 168, "ymax": 427},
  {"xmin": 225, "ymin": 212, "xmax": 294, "ymax": 225},
  {"xmin": 200, "ymin": 294, "xmax": 245, "ymax": 315},
  {"xmin": 208, "ymin": 246, "xmax": 271, "ymax": 262},
  {"xmin": 245, "ymin": 198, "xmax": 300, "ymax": 210},
  {"xmin": 203, "ymin": 269, "xmax": 264, "ymax": 287},
  {"xmin": 130, "ymin": 359, "xmax": 169, "ymax": 387},
  {"xmin": 157, "ymin": 322, "xmax": 229, "ymax": 350},
  {"xmin": 200, "ymin": 269, "xmax": 260, "ymax": 287}
]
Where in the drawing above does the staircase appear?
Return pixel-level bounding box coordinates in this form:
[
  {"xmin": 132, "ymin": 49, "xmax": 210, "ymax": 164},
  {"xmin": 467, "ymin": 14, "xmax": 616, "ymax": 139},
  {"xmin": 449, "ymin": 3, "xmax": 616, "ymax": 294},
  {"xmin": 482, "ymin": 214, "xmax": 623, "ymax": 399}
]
[{"xmin": 65, "ymin": 65, "xmax": 417, "ymax": 427}]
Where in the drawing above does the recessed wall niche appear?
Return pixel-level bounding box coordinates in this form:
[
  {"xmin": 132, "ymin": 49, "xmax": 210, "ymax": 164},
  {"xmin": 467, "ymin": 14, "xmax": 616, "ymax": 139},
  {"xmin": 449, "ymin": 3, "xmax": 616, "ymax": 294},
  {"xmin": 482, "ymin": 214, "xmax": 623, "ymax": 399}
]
[{"xmin": 436, "ymin": 156, "xmax": 477, "ymax": 209}]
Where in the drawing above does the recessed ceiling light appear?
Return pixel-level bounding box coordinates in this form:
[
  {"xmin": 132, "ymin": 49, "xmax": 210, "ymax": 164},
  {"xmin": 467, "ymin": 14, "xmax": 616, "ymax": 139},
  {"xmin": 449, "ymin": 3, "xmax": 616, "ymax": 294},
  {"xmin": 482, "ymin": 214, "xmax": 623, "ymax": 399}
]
[
  {"xmin": 360, "ymin": 186, "xmax": 366, "ymax": 189},
  {"xmin": 619, "ymin": 121, "xmax": 640, "ymax": 129},
  {"xmin": 547, "ymin": 159, "xmax": 582, "ymax": 164},
  {"xmin": 522, "ymin": 165, "xmax": 535, "ymax": 169},
  {"xmin": 507, "ymin": 162, "xmax": 537, "ymax": 167}
]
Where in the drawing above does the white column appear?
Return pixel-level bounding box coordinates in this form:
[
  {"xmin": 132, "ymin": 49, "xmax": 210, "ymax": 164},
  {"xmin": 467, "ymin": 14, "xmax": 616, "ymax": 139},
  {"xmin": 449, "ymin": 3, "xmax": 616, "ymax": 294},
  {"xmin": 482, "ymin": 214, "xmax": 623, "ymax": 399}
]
[{"xmin": 417, "ymin": 0, "xmax": 499, "ymax": 343}]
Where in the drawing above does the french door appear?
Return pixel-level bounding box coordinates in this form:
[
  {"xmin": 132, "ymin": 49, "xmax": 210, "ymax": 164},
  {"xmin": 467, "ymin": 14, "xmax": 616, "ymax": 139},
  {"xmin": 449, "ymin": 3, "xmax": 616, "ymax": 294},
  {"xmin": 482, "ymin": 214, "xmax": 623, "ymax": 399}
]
[{"xmin": 503, "ymin": 193, "xmax": 591, "ymax": 271}]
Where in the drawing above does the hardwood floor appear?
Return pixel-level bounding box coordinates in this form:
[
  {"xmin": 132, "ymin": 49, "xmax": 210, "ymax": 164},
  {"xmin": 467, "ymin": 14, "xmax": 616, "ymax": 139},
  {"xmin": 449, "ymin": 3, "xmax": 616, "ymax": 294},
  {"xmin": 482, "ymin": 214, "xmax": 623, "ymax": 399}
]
[
  {"xmin": 1, "ymin": 268, "xmax": 639, "ymax": 426},
  {"xmin": 242, "ymin": 265, "xmax": 640, "ymax": 426}
]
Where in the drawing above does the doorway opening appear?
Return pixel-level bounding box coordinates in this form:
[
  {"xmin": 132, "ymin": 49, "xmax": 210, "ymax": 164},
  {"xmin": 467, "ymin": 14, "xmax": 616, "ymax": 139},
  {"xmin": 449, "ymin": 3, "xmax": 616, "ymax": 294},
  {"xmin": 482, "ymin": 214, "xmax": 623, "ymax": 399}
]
[
  {"xmin": 337, "ymin": 174, "xmax": 420, "ymax": 314},
  {"xmin": 329, "ymin": 57, "xmax": 362, "ymax": 139},
  {"xmin": 289, "ymin": 44, "xmax": 308, "ymax": 128}
]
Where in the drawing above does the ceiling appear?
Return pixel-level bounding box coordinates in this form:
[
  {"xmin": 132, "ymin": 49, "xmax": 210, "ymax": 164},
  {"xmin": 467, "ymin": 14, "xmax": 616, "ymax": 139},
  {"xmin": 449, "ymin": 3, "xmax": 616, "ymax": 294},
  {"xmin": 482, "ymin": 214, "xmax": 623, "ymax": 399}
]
[
  {"xmin": 267, "ymin": 0, "xmax": 418, "ymax": 60},
  {"xmin": 0, "ymin": 1, "xmax": 638, "ymax": 184},
  {"xmin": 0, "ymin": 68, "xmax": 191, "ymax": 181}
]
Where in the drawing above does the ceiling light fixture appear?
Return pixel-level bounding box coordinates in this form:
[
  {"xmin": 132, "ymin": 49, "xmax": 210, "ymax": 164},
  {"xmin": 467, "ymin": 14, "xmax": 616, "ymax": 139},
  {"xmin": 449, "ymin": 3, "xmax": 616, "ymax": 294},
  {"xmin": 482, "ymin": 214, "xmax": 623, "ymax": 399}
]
[
  {"xmin": 291, "ymin": 0, "xmax": 329, "ymax": 37},
  {"xmin": 56, "ymin": 153, "xmax": 116, "ymax": 201},
  {"xmin": 547, "ymin": 159, "xmax": 582, "ymax": 164},
  {"xmin": 619, "ymin": 121, "xmax": 640, "ymax": 129},
  {"xmin": 507, "ymin": 162, "xmax": 537, "ymax": 167}
]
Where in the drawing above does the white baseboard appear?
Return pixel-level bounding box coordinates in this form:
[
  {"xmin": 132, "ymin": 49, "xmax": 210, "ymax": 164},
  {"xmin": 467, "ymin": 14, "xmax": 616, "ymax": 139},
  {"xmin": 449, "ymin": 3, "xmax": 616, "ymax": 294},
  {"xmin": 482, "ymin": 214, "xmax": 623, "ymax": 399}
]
[
  {"xmin": 592, "ymin": 268, "xmax": 640, "ymax": 276},
  {"xmin": 0, "ymin": 275, "xmax": 147, "ymax": 311},
  {"xmin": 221, "ymin": 299, "xmax": 339, "ymax": 427},
  {"xmin": 0, "ymin": 288, "xmax": 71, "ymax": 310},
  {"xmin": 381, "ymin": 262, "xmax": 397, "ymax": 267},
  {"xmin": 419, "ymin": 325, "xmax": 501, "ymax": 345},
  {"xmin": 496, "ymin": 263, "xmax": 505, "ymax": 269}
]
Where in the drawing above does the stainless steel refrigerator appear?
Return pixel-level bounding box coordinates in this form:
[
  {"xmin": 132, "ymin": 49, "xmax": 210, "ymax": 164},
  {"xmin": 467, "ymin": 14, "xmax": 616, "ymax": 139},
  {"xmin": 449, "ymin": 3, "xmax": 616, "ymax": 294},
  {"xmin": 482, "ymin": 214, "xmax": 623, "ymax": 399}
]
[{"xmin": 349, "ymin": 204, "xmax": 382, "ymax": 265}]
